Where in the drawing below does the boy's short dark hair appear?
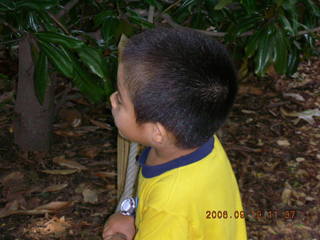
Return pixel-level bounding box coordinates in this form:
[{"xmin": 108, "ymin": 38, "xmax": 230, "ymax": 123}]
[{"xmin": 121, "ymin": 27, "xmax": 237, "ymax": 149}]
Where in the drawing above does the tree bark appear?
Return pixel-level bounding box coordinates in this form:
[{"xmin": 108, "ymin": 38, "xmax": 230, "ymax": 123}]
[{"xmin": 14, "ymin": 34, "xmax": 54, "ymax": 151}]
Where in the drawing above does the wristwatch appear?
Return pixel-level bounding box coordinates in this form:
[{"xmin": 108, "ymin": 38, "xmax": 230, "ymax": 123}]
[{"xmin": 120, "ymin": 197, "xmax": 136, "ymax": 216}]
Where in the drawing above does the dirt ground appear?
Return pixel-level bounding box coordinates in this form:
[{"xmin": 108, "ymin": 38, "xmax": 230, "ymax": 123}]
[{"xmin": 0, "ymin": 56, "xmax": 319, "ymax": 239}]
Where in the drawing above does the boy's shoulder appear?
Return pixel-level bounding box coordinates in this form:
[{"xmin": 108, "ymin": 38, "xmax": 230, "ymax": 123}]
[{"xmin": 139, "ymin": 136, "xmax": 235, "ymax": 209}]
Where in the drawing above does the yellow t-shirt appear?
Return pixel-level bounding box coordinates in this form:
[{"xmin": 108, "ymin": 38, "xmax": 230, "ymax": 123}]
[{"xmin": 134, "ymin": 136, "xmax": 247, "ymax": 240}]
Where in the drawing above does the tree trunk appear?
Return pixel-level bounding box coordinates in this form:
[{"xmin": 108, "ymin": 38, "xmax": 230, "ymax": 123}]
[{"xmin": 14, "ymin": 34, "xmax": 54, "ymax": 152}]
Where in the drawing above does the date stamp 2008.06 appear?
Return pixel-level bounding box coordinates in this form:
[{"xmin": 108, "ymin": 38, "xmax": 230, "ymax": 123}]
[{"xmin": 205, "ymin": 210, "xmax": 297, "ymax": 220}]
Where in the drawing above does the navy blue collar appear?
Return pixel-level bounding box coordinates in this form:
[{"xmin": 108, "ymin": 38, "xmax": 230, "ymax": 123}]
[{"xmin": 138, "ymin": 137, "xmax": 214, "ymax": 178}]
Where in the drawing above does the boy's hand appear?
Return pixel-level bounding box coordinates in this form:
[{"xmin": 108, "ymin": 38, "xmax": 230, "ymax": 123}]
[
  {"xmin": 104, "ymin": 233, "xmax": 128, "ymax": 240},
  {"xmin": 103, "ymin": 213, "xmax": 136, "ymax": 240}
]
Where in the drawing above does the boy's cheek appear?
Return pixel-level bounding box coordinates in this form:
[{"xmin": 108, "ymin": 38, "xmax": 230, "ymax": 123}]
[
  {"xmin": 111, "ymin": 108, "xmax": 118, "ymax": 122},
  {"xmin": 110, "ymin": 110, "xmax": 129, "ymax": 140},
  {"xmin": 111, "ymin": 109, "xmax": 119, "ymax": 126},
  {"xmin": 113, "ymin": 118, "xmax": 128, "ymax": 139},
  {"xmin": 111, "ymin": 110, "xmax": 123, "ymax": 132}
]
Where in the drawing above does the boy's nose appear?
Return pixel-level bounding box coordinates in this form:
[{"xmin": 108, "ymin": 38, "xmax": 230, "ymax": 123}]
[{"xmin": 109, "ymin": 92, "xmax": 116, "ymax": 109}]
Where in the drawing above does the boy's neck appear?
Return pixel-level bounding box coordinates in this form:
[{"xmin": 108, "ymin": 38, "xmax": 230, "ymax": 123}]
[{"xmin": 146, "ymin": 144, "xmax": 199, "ymax": 166}]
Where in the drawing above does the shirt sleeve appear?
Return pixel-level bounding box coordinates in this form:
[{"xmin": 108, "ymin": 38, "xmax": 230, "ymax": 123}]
[{"xmin": 134, "ymin": 206, "xmax": 189, "ymax": 240}]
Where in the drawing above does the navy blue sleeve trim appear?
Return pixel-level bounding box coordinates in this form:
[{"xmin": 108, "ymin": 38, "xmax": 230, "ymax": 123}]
[{"xmin": 137, "ymin": 137, "xmax": 214, "ymax": 178}]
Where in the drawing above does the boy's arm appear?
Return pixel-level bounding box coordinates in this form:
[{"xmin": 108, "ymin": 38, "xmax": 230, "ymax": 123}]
[{"xmin": 135, "ymin": 206, "xmax": 188, "ymax": 240}]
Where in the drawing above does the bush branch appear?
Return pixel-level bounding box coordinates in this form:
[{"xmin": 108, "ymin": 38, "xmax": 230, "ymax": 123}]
[
  {"xmin": 297, "ymin": 26, "xmax": 320, "ymax": 36},
  {"xmin": 47, "ymin": 13, "xmax": 70, "ymax": 35},
  {"xmin": 55, "ymin": 0, "xmax": 79, "ymax": 19},
  {"xmin": 148, "ymin": 5, "xmax": 155, "ymax": 23}
]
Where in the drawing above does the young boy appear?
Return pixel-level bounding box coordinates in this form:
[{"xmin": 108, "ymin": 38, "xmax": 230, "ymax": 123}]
[{"xmin": 103, "ymin": 27, "xmax": 247, "ymax": 240}]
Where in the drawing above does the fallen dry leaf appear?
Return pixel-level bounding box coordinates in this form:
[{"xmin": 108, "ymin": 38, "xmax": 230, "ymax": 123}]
[
  {"xmin": 0, "ymin": 200, "xmax": 20, "ymax": 215},
  {"xmin": 82, "ymin": 188, "xmax": 99, "ymax": 204},
  {"xmin": 0, "ymin": 201, "xmax": 73, "ymax": 218},
  {"xmin": 42, "ymin": 183, "xmax": 68, "ymax": 193},
  {"xmin": 53, "ymin": 155, "xmax": 87, "ymax": 170},
  {"xmin": 1, "ymin": 171, "xmax": 24, "ymax": 186},
  {"xmin": 283, "ymin": 92, "xmax": 305, "ymax": 101},
  {"xmin": 0, "ymin": 197, "xmax": 58, "ymax": 218},
  {"xmin": 275, "ymin": 220, "xmax": 294, "ymax": 234},
  {"xmin": 80, "ymin": 146, "xmax": 101, "ymax": 159},
  {"xmin": 53, "ymin": 130, "xmax": 83, "ymax": 137},
  {"xmin": 239, "ymin": 85, "xmax": 263, "ymax": 96},
  {"xmin": 281, "ymin": 183, "xmax": 292, "ymax": 205},
  {"xmin": 276, "ymin": 139, "xmax": 290, "ymax": 147},
  {"xmin": 75, "ymin": 183, "xmax": 88, "ymax": 194},
  {"xmin": 58, "ymin": 108, "xmax": 82, "ymax": 128},
  {"xmin": 43, "ymin": 216, "xmax": 71, "ymax": 234},
  {"xmin": 0, "ymin": 91, "xmax": 14, "ymax": 104},
  {"xmin": 89, "ymin": 119, "xmax": 112, "ymax": 130},
  {"xmin": 280, "ymin": 107, "xmax": 320, "ymax": 125},
  {"xmin": 35, "ymin": 201, "xmax": 73, "ymax": 211},
  {"xmin": 295, "ymin": 157, "xmax": 305, "ymax": 162},
  {"xmin": 41, "ymin": 169, "xmax": 78, "ymax": 175},
  {"xmin": 93, "ymin": 171, "xmax": 117, "ymax": 178}
]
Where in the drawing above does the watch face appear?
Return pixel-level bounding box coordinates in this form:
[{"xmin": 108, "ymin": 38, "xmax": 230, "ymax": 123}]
[
  {"xmin": 120, "ymin": 197, "xmax": 136, "ymax": 215},
  {"xmin": 122, "ymin": 200, "xmax": 131, "ymax": 211}
]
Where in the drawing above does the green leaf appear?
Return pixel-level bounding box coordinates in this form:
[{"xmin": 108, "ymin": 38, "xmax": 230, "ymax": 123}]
[
  {"xmin": 274, "ymin": 30, "xmax": 288, "ymax": 74},
  {"xmin": 233, "ymin": 14, "xmax": 262, "ymax": 37},
  {"xmin": 128, "ymin": 16, "xmax": 154, "ymax": 28},
  {"xmin": 16, "ymin": 0, "xmax": 59, "ymax": 10},
  {"xmin": 145, "ymin": 0, "xmax": 163, "ymax": 10},
  {"xmin": 36, "ymin": 12, "xmax": 58, "ymax": 32},
  {"xmin": 94, "ymin": 10, "xmax": 117, "ymax": 26},
  {"xmin": 279, "ymin": 15, "xmax": 295, "ymax": 35},
  {"xmin": 35, "ymin": 32, "xmax": 85, "ymax": 49},
  {"xmin": 241, "ymin": 0, "xmax": 256, "ymax": 13},
  {"xmin": 245, "ymin": 28, "xmax": 265, "ymax": 58},
  {"xmin": 38, "ymin": 41, "xmax": 74, "ymax": 78},
  {"xmin": 116, "ymin": 20, "xmax": 136, "ymax": 38},
  {"xmin": 215, "ymin": 0, "xmax": 233, "ymax": 10},
  {"xmin": 254, "ymin": 28, "xmax": 274, "ymax": 75},
  {"xmin": 72, "ymin": 62, "xmax": 106, "ymax": 103},
  {"xmin": 77, "ymin": 46, "xmax": 109, "ymax": 80},
  {"xmin": 190, "ymin": 12, "xmax": 206, "ymax": 29},
  {"xmin": 101, "ymin": 18, "xmax": 120, "ymax": 45},
  {"xmin": 34, "ymin": 51, "xmax": 49, "ymax": 105},
  {"xmin": 28, "ymin": 12, "xmax": 40, "ymax": 32},
  {"xmin": 275, "ymin": 0, "xmax": 285, "ymax": 7},
  {"xmin": 286, "ymin": 47, "xmax": 299, "ymax": 75},
  {"xmin": 127, "ymin": 9, "xmax": 154, "ymax": 28},
  {"xmin": 0, "ymin": 0, "xmax": 16, "ymax": 11},
  {"xmin": 180, "ymin": 0, "xmax": 197, "ymax": 9},
  {"xmin": 306, "ymin": 0, "xmax": 320, "ymax": 17},
  {"xmin": 0, "ymin": 73, "xmax": 9, "ymax": 80},
  {"xmin": 283, "ymin": 1, "xmax": 299, "ymax": 33},
  {"xmin": 174, "ymin": 11, "xmax": 190, "ymax": 24}
]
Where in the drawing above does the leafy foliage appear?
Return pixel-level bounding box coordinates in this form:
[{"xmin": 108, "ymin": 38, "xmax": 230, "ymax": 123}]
[
  {"xmin": 157, "ymin": 0, "xmax": 320, "ymax": 76},
  {"xmin": 1, "ymin": 0, "xmax": 320, "ymax": 105}
]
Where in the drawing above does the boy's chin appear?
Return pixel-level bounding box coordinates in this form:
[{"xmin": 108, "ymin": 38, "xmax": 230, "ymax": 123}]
[
  {"xmin": 118, "ymin": 130, "xmax": 127, "ymax": 139},
  {"xmin": 118, "ymin": 130, "xmax": 132, "ymax": 142}
]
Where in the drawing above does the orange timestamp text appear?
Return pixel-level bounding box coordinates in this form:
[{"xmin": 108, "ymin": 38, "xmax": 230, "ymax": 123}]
[{"xmin": 205, "ymin": 210, "xmax": 297, "ymax": 220}]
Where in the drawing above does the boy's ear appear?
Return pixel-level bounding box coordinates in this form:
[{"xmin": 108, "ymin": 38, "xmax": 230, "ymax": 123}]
[{"xmin": 151, "ymin": 122, "xmax": 168, "ymax": 145}]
